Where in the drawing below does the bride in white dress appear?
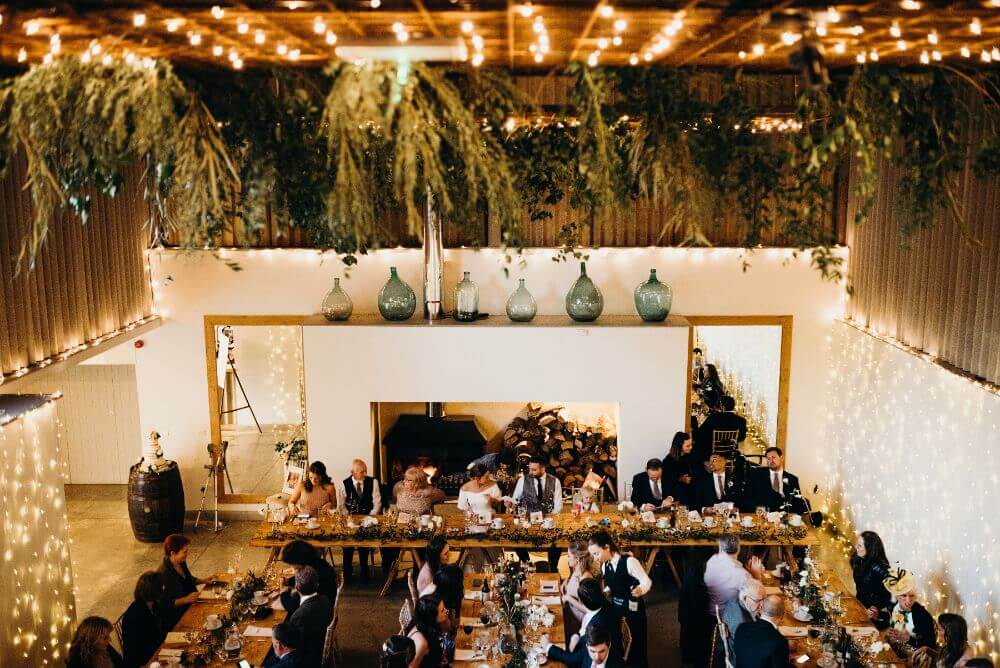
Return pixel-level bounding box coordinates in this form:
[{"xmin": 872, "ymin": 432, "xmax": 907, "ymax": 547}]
[{"xmin": 457, "ymin": 464, "xmax": 503, "ymax": 568}]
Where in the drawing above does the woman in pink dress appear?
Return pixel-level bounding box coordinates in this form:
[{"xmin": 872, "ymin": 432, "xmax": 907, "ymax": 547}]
[{"xmin": 288, "ymin": 461, "xmax": 337, "ymax": 516}]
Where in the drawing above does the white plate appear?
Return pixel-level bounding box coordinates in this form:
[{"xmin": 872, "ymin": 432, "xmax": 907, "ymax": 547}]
[{"xmin": 793, "ymin": 610, "xmax": 813, "ymax": 622}]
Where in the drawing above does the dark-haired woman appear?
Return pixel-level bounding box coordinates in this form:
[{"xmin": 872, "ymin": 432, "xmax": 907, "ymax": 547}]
[
  {"xmin": 850, "ymin": 531, "xmax": 892, "ymax": 621},
  {"xmin": 156, "ymin": 534, "xmax": 209, "ymax": 629},
  {"xmin": 380, "ymin": 635, "xmax": 416, "ymax": 668},
  {"xmin": 589, "ymin": 530, "xmax": 652, "ymax": 668},
  {"xmin": 664, "ymin": 431, "xmax": 696, "ymax": 506},
  {"xmin": 66, "ymin": 616, "xmax": 124, "ymax": 668},
  {"xmin": 289, "ymin": 461, "xmax": 337, "ymax": 517},
  {"xmin": 699, "ymin": 364, "xmax": 725, "ymax": 410},
  {"xmin": 935, "ymin": 614, "xmax": 973, "ymax": 668},
  {"xmin": 278, "ymin": 539, "xmax": 338, "ymax": 614},
  {"xmin": 121, "ymin": 571, "xmax": 167, "ymax": 666},
  {"xmin": 405, "ymin": 594, "xmax": 449, "ymax": 668},
  {"xmin": 418, "ymin": 536, "xmax": 450, "ymax": 595}
]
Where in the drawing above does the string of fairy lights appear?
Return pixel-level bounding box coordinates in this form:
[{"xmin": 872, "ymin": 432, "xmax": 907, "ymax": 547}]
[
  {"xmin": 5, "ymin": 2, "xmax": 999, "ymax": 69},
  {"xmin": 819, "ymin": 320, "xmax": 1000, "ymax": 662},
  {"xmin": 0, "ymin": 397, "xmax": 76, "ymax": 665}
]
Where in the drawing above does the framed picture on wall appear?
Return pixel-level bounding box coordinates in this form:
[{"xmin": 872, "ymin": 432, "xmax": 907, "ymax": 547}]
[{"xmin": 283, "ymin": 464, "xmax": 305, "ymax": 494}]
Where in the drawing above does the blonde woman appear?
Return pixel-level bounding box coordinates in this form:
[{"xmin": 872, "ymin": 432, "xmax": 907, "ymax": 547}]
[
  {"xmin": 393, "ymin": 467, "xmax": 446, "ymax": 517},
  {"xmin": 563, "ymin": 540, "xmax": 599, "ymax": 636},
  {"xmin": 67, "ymin": 616, "xmax": 123, "ymax": 668}
]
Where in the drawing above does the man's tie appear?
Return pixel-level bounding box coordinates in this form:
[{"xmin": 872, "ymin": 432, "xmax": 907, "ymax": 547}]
[
  {"xmin": 653, "ymin": 479, "xmax": 661, "ymax": 501},
  {"xmin": 356, "ymin": 480, "xmax": 363, "ymax": 497},
  {"xmin": 771, "ymin": 471, "xmax": 780, "ymax": 494},
  {"xmin": 536, "ymin": 477, "xmax": 543, "ymax": 500},
  {"xmin": 604, "ymin": 561, "xmax": 613, "ymax": 579},
  {"xmin": 715, "ymin": 474, "xmax": 723, "ymax": 499}
]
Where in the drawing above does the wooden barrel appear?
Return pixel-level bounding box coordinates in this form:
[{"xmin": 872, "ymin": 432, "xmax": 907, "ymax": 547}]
[{"xmin": 128, "ymin": 461, "xmax": 185, "ymax": 543}]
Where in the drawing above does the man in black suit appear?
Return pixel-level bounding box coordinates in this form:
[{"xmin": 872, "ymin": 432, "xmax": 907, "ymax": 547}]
[
  {"xmin": 693, "ymin": 454, "xmax": 739, "ymax": 511},
  {"xmin": 581, "ymin": 623, "xmax": 628, "ymax": 668},
  {"xmin": 695, "ymin": 396, "xmax": 748, "ymax": 462},
  {"xmin": 545, "ymin": 579, "xmax": 623, "ymax": 666},
  {"xmin": 742, "ymin": 447, "xmax": 806, "ymax": 514},
  {"xmin": 630, "ymin": 458, "xmax": 673, "ymax": 512},
  {"xmin": 286, "ymin": 566, "xmax": 334, "ymax": 660},
  {"xmin": 734, "ymin": 595, "xmax": 789, "ymax": 668},
  {"xmin": 263, "ymin": 622, "xmax": 320, "ymax": 667}
]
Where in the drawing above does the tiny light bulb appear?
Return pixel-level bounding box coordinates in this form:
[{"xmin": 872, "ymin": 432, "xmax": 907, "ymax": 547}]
[
  {"xmin": 901, "ymin": 0, "xmax": 921, "ymax": 9},
  {"xmin": 970, "ymin": 19, "xmax": 982, "ymax": 35},
  {"xmin": 890, "ymin": 23, "xmax": 902, "ymax": 38},
  {"xmin": 826, "ymin": 7, "xmax": 840, "ymax": 23},
  {"xmin": 166, "ymin": 18, "xmax": 182, "ymax": 32},
  {"xmin": 25, "ymin": 20, "xmax": 39, "ymax": 35},
  {"xmin": 532, "ymin": 20, "xmax": 543, "ymax": 34},
  {"xmin": 927, "ymin": 31, "xmax": 938, "ymax": 44},
  {"xmin": 752, "ymin": 42, "xmax": 765, "ymax": 56},
  {"xmin": 931, "ymin": 49, "xmax": 941, "ymax": 61},
  {"xmin": 518, "ymin": 3, "xmax": 534, "ymax": 18},
  {"xmin": 920, "ymin": 50, "xmax": 930, "ymax": 63},
  {"xmin": 461, "ymin": 20, "xmax": 474, "ymax": 34},
  {"xmin": 213, "ymin": 44, "xmax": 224, "ymax": 56},
  {"xmin": 255, "ymin": 30, "xmax": 266, "ymax": 44},
  {"xmin": 17, "ymin": 48, "xmax": 27, "ymax": 62},
  {"xmin": 533, "ymin": 52, "xmax": 543, "ymax": 63},
  {"xmin": 102, "ymin": 54, "xmax": 112, "ymax": 65},
  {"xmin": 897, "ymin": 39, "xmax": 908, "ymax": 51},
  {"xmin": 856, "ymin": 51, "xmax": 866, "ymax": 63},
  {"xmin": 237, "ymin": 20, "xmax": 249, "ymax": 34},
  {"xmin": 471, "ymin": 52, "xmax": 484, "ymax": 66},
  {"xmin": 781, "ymin": 31, "xmax": 801, "ymax": 45},
  {"xmin": 289, "ymin": 48, "xmax": 300, "ymax": 60},
  {"xmin": 396, "ymin": 30, "xmax": 409, "ymax": 43},
  {"xmin": 392, "ymin": 21, "xmax": 404, "ymax": 33},
  {"xmin": 960, "ymin": 46, "xmax": 971, "ymax": 58},
  {"xmin": 816, "ymin": 24, "xmax": 827, "ymax": 37},
  {"xmin": 738, "ymin": 50, "xmax": 747, "ymax": 59},
  {"xmin": 834, "ymin": 41, "xmax": 846, "ymax": 54},
  {"xmin": 599, "ymin": 5, "xmax": 613, "ymax": 19},
  {"xmin": 869, "ymin": 50, "xmax": 879, "ymax": 61},
  {"xmin": 587, "ymin": 51, "xmax": 599, "ymax": 66},
  {"xmin": 189, "ymin": 33, "xmax": 202, "ymax": 46},
  {"xmin": 472, "ymin": 34, "xmax": 484, "ymax": 50},
  {"xmin": 277, "ymin": 43, "xmax": 288, "ymax": 55},
  {"xmin": 325, "ymin": 30, "xmax": 336, "ymax": 45},
  {"xmin": 313, "ymin": 17, "xmax": 326, "ymax": 34},
  {"xmin": 211, "ymin": 6, "xmax": 224, "ymax": 19},
  {"xmin": 80, "ymin": 50, "xmax": 91, "ymax": 63},
  {"xmin": 233, "ymin": 58, "xmax": 243, "ymax": 70},
  {"xmin": 133, "ymin": 13, "xmax": 147, "ymax": 27},
  {"xmin": 849, "ymin": 24, "xmax": 863, "ymax": 36},
  {"xmin": 629, "ymin": 53, "xmax": 639, "ymax": 65},
  {"xmin": 614, "ymin": 19, "xmax": 626, "ymax": 32},
  {"xmin": 643, "ymin": 51, "xmax": 652, "ymax": 61},
  {"xmin": 992, "ymin": 46, "xmax": 1000, "ymax": 60},
  {"xmin": 612, "ymin": 35, "xmax": 622, "ymax": 46},
  {"xmin": 597, "ymin": 37, "xmax": 609, "ymax": 49},
  {"xmin": 370, "ymin": 0, "xmax": 381, "ymax": 7}
]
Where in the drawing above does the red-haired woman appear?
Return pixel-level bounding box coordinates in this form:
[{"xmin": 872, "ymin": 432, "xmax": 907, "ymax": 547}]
[{"xmin": 156, "ymin": 533, "xmax": 211, "ymax": 629}]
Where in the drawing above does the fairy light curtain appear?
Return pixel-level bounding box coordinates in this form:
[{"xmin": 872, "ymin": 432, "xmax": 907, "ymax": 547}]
[
  {"xmin": 845, "ymin": 94, "xmax": 1000, "ymax": 387},
  {"xmin": 696, "ymin": 325, "xmax": 781, "ymax": 448},
  {"xmin": 0, "ymin": 154, "xmax": 154, "ymax": 383},
  {"xmin": 823, "ymin": 322, "xmax": 1000, "ymax": 660},
  {"xmin": 0, "ymin": 394, "xmax": 76, "ymax": 665}
]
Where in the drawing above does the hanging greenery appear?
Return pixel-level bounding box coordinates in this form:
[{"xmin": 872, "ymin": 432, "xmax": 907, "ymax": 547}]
[{"xmin": 0, "ymin": 58, "xmax": 237, "ymax": 269}]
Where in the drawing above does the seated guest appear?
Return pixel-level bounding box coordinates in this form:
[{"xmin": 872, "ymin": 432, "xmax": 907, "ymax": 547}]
[
  {"xmin": 405, "ymin": 594, "xmax": 449, "ymax": 668},
  {"xmin": 880, "ymin": 567, "xmax": 936, "ymax": 651},
  {"xmin": 581, "ymin": 623, "xmax": 627, "ymax": 668},
  {"xmin": 850, "ymin": 531, "xmax": 892, "ymax": 621},
  {"xmin": 279, "ymin": 540, "xmax": 338, "ymax": 614},
  {"xmin": 287, "ymin": 566, "xmax": 334, "ymax": 659},
  {"xmin": 721, "ymin": 579, "xmax": 766, "ymax": 661},
  {"xmin": 545, "ymin": 578, "xmax": 622, "ymax": 665},
  {"xmin": 663, "ymin": 431, "xmax": 696, "ymax": 506},
  {"xmin": 393, "ymin": 467, "xmax": 447, "ymax": 517},
  {"xmin": 262, "ymin": 622, "xmax": 316, "ymax": 667},
  {"xmin": 289, "ymin": 461, "xmax": 338, "ymax": 517},
  {"xmin": 430, "ymin": 564, "xmax": 465, "ymax": 628},
  {"xmin": 380, "ymin": 635, "xmax": 416, "ymax": 668},
  {"xmin": 563, "ymin": 541, "xmax": 599, "ymax": 635},
  {"xmin": 743, "ymin": 447, "xmax": 806, "ymax": 514},
  {"xmin": 926, "ymin": 614, "xmax": 973, "ymax": 668},
  {"xmin": 695, "ymin": 395, "xmax": 747, "ymax": 462},
  {"xmin": 589, "ymin": 530, "xmax": 652, "ymax": 668},
  {"xmin": 511, "ymin": 456, "xmax": 564, "ymax": 569},
  {"xmin": 458, "ymin": 463, "xmax": 502, "ymax": 516},
  {"xmin": 418, "ymin": 536, "xmax": 450, "ymax": 595},
  {"xmin": 630, "ymin": 458, "xmax": 673, "ymax": 512},
  {"xmin": 705, "ymin": 535, "xmax": 765, "ymax": 620},
  {"xmin": 121, "ymin": 571, "xmax": 167, "ymax": 667},
  {"xmin": 67, "ymin": 616, "xmax": 124, "ymax": 668},
  {"xmin": 694, "ymin": 454, "xmax": 740, "ymax": 510},
  {"xmin": 157, "ymin": 534, "xmax": 209, "ymax": 629},
  {"xmin": 733, "ymin": 595, "xmax": 789, "ymax": 668},
  {"xmin": 336, "ymin": 459, "xmax": 382, "ymax": 584}
]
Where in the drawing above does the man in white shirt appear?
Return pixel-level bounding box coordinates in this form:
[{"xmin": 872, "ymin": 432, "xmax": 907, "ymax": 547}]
[
  {"xmin": 511, "ymin": 456, "xmax": 563, "ymax": 513},
  {"xmin": 695, "ymin": 453, "xmax": 738, "ymax": 510},
  {"xmin": 335, "ymin": 459, "xmax": 382, "ymax": 583},
  {"xmin": 744, "ymin": 447, "xmax": 806, "ymax": 514},
  {"xmin": 704, "ymin": 535, "xmax": 765, "ymax": 617},
  {"xmin": 589, "ymin": 531, "xmax": 652, "ymax": 668}
]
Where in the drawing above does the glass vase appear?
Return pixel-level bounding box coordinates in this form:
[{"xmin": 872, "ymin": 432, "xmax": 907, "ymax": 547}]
[
  {"xmin": 321, "ymin": 277, "xmax": 353, "ymax": 321},
  {"xmin": 565, "ymin": 262, "xmax": 603, "ymax": 322},
  {"xmin": 505, "ymin": 279, "xmax": 537, "ymax": 322},
  {"xmin": 378, "ymin": 266, "xmax": 416, "ymax": 321},
  {"xmin": 633, "ymin": 268, "xmax": 673, "ymax": 322},
  {"xmin": 453, "ymin": 271, "xmax": 479, "ymax": 322}
]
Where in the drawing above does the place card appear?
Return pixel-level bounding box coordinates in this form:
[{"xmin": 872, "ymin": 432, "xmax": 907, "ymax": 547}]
[
  {"xmin": 164, "ymin": 632, "xmax": 189, "ymax": 644},
  {"xmin": 243, "ymin": 625, "xmax": 273, "ymax": 638},
  {"xmin": 779, "ymin": 626, "xmax": 810, "ymax": 637},
  {"xmin": 532, "ymin": 595, "xmax": 562, "ymax": 606},
  {"xmin": 198, "ymin": 589, "xmax": 226, "ymax": 601},
  {"xmin": 845, "ymin": 626, "xmax": 878, "ymax": 637},
  {"xmin": 396, "ymin": 512, "xmax": 415, "ymax": 525},
  {"xmin": 459, "ymin": 616, "xmax": 484, "ymax": 627},
  {"xmin": 454, "ymin": 648, "xmax": 487, "ymax": 662},
  {"xmin": 158, "ymin": 649, "xmax": 184, "ymax": 658},
  {"xmin": 530, "ymin": 511, "xmax": 544, "ymax": 524},
  {"xmin": 538, "ymin": 580, "xmax": 559, "ymax": 593},
  {"xmin": 463, "ymin": 591, "xmax": 484, "ymax": 601}
]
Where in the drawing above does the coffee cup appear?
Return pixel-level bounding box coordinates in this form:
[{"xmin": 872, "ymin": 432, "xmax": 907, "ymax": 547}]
[
  {"xmin": 789, "ymin": 514, "xmax": 803, "ymax": 526},
  {"xmin": 742, "ymin": 516, "xmax": 754, "ymax": 527},
  {"xmin": 704, "ymin": 516, "xmax": 715, "ymax": 528},
  {"xmin": 656, "ymin": 518, "xmax": 669, "ymax": 529},
  {"xmin": 542, "ymin": 518, "xmax": 554, "ymax": 529},
  {"xmin": 492, "ymin": 518, "xmax": 504, "ymax": 529},
  {"xmin": 205, "ymin": 614, "xmax": 220, "ymax": 629}
]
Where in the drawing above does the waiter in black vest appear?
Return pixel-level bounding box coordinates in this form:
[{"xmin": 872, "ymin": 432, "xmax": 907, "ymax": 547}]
[
  {"xmin": 336, "ymin": 459, "xmax": 382, "ymax": 583},
  {"xmin": 588, "ymin": 530, "xmax": 652, "ymax": 668}
]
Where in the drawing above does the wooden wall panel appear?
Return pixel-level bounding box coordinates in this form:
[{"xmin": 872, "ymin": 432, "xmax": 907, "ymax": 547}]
[
  {"xmin": 0, "ymin": 154, "xmax": 154, "ymax": 382},
  {"xmin": 845, "ymin": 95, "xmax": 1000, "ymax": 386}
]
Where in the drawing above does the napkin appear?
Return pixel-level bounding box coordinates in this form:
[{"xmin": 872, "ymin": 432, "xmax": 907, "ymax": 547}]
[
  {"xmin": 157, "ymin": 649, "xmax": 184, "ymax": 658},
  {"xmin": 164, "ymin": 632, "xmax": 189, "ymax": 644},
  {"xmin": 845, "ymin": 626, "xmax": 878, "ymax": 637},
  {"xmin": 198, "ymin": 590, "xmax": 225, "ymax": 601},
  {"xmin": 532, "ymin": 595, "xmax": 562, "ymax": 606},
  {"xmin": 454, "ymin": 649, "xmax": 487, "ymax": 661},
  {"xmin": 779, "ymin": 626, "xmax": 810, "ymax": 637},
  {"xmin": 463, "ymin": 591, "xmax": 483, "ymax": 601},
  {"xmin": 459, "ymin": 617, "xmax": 484, "ymax": 628},
  {"xmin": 243, "ymin": 626, "xmax": 273, "ymax": 638},
  {"xmin": 538, "ymin": 580, "xmax": 559, "ymax": 593}
]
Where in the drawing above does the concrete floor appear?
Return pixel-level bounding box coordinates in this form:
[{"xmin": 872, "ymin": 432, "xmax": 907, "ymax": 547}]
[{"xmin": 67, "ymin": 484, "xmax": 849, "ymax": 667}]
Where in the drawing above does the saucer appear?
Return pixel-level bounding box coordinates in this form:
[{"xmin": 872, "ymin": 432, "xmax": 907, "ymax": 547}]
[
  {"xmin": 204, "ymin": 619, "xmax": 222, "ymax": 631},
  {"xmin": 793, "ymin": 610, "xmax": 813, "ymax": 622}
]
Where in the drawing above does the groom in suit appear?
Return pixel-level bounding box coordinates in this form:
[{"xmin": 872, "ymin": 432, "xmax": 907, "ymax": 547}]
[
  {"xmin": 630, "ymin": 458, "xmax": 673, "ymax": 512},
  {"xmin": 693, "ymin": 454, "xmax": 739, "ymax": 510},
  {"xmin": 734, "ymin": 595, "xmax": 789, "ymax": 668},
  {"xmin": 742, "ymin": 447, "xmax": 806, "ymax": 514},
  {"xmin": 545, "ymin": 579, "xmax": 623, "ymax": 666}
]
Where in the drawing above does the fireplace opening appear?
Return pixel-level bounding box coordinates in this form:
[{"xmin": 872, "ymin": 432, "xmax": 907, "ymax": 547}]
[{"xmin": 376, "ymin": 402, "xmax": 620, "ymax": 500}]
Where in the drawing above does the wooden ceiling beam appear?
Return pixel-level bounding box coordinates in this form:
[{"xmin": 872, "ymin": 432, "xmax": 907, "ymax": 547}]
[
  {"xmin": 411, "ymin": 0, "xmax": 443, "ymax": 38},
  {"xmin": 676, "ymin": 0, "xmax": 797, "ymax": 66},
  {"xmin": 507, "ymin": 0, "xmax": 515, "ymax": 69},
  {"xmin": 567, "ymin": 0, "xmax": 606, "ymax": 64},
  {"xmin": 229, "ymin": 1, "xmax": 318, "ymax": 56},
  {"xmin": 316, "ymin": 1, "xmax": 366, "ymax": 38}
]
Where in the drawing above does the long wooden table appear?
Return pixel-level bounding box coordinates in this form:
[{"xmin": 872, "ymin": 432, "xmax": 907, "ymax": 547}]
[
  {"xmin": 249, "ymin": 510, "xmax": 817, "ymax": 592},
  {"xmin": 147, "ymin": 573, "xmax": 285, "ymax": 667},
  {"xmin": 453, "ymin": 572, "xmax": 567, "ymax": 668}
]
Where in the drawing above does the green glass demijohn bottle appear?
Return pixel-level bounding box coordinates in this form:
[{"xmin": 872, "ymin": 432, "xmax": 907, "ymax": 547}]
[
  {"xmin": 378, "ymin": 266, "xmax": 416, "ymax": 321},
  {"xmin": 505, "ymin": 278, "xmax": 537, "ymax": 322},
  {"xmin": 321, "ymin": 277, "xmax": 353, "ymax": 321},
  {"xmin": 565, "ymin": 262, "xmax": 604, "ymax": 322},
  {"xmin": 453, "ymin": 272, "xmax": 479, "ymax": 322},
  {"xmin": 633, "ymin": 269, "xmax": 673, "ymax": 322}
]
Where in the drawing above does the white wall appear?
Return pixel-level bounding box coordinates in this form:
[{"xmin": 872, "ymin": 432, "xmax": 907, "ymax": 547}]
[
  {"xmin": 304, "ymin": 326, "xmax": 681, "ymax": 485},
  {"xmin": 135, "ymin": 247, "xmax": 845, "ymax": 508},
  {"xmin": 823, "ymin": 321, "xmax": 1000, "ymax": 657},
  {"xmin": 0, "ymin": 399, "xmax": 77, "ymax": 664}
]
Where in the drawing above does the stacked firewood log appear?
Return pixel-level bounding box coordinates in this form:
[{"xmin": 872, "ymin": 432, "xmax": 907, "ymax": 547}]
[{"xmin": 500, "ymin": 403, "xmax": 618, "ymax": 500}]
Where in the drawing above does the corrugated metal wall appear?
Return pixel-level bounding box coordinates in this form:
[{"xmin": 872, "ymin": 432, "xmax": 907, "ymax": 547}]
[
  {"xmin": 0, "ymin": 154, "xmax": 154, "ymax": 380},
  {"xmin": 845, "ymin": 96, "xmax": 1000, "ymax": 385}
]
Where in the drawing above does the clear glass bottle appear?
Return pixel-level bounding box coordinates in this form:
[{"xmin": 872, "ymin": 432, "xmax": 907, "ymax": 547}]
[
  {"xmin": 505, "ymin": 278, "xmax": 537, "ymax": 322},
  {"xmin": 565, "ymin": 262, "xmax": 604, "ymax": 322},
  {"xmin": 633, "ymin": 268, "xmax": 673, "ymax": 322},
  {"xmin": 378, "ymin": 266, "xmax": 417, "ymax": 321},
  {"xmin": 321, "ymin": 277, "xmax": 353, "ymax": 321},
  {"xmin": 453, "ymin": 271, "xmax": 479, "ymax": 322}
]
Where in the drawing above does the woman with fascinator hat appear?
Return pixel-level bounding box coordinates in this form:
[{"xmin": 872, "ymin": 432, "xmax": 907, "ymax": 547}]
[{"xmin": 878, "ymin": 567, "xmax": 937, "ymax": 652}]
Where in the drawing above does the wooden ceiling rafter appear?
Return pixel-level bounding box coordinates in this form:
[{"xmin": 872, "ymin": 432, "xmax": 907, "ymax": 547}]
[
  {"xmin": 676, "ymin": 0, "xmax": 798, "ymax": 66},
  {"xmin": 567, "ymin": 0, "xmax": 607, "ymax": 64},
  {"xmin": 410, "ymin": 0, "xmax": 443, "ymax": 38},
  {"xmin": 637, "ymin": 0, "xmax": 702, "ymax": 66},
  {"xmin": 507, "ymin": 0, "xmax": 515, "ymax": 70},
  {"xmin": 228, "ymin": 1, "xmax": 320, "ymax": 60},
  {"xmin": 142, "ymin": 2, "xmax": 252, "ymax": 65},
  {"xmin": 315, "ymin": 0, "xmax": 366, "ymax": 38}
]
